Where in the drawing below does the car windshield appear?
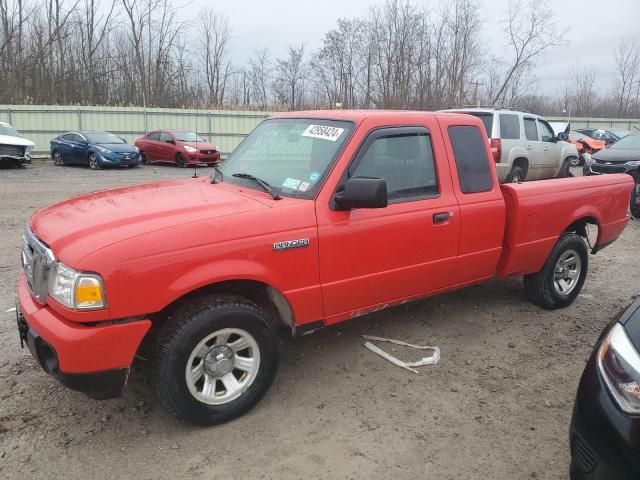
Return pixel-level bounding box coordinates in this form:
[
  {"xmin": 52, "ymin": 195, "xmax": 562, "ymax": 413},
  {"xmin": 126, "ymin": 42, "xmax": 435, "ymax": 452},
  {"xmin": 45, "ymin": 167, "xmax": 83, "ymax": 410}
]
[
  {"xmin": 608, "ymin": 128, "xmax": 631, "ymax": 139},
  {"xmin": 85, "ymin": 132, "xmax": 126, "ymax": 144},
  {"xmin": 0, "ymin": 124, "xmax": 20, "ymax": 137},
  {"xmin": 173, "ymin": 131, "xmax": 206, "ymax": 142},
  {"xmin": 219, "ymin": 118, "xmax": 353, "ymax": 198},
  {"xmin": 609, "ymin": 135, "xmax": 640, "ymax": 150}
]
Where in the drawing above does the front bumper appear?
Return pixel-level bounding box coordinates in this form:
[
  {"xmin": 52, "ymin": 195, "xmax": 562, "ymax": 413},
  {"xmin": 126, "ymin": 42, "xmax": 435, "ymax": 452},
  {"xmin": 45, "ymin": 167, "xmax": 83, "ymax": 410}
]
[
  {"xmin": 16, "ymin": 273, "xmax": 151, "ymax": 399},
  {"xmin": 590, "ymin": 163, "xmax": 639, "ymax": 179},
  {"xmin": 98, "ymin": 152, "xmax": 141, "ymax": 166},
  {"xmin": 570, "ymin": 342, "xmax": 640, "ymax": 479},
  {"xmin": 1, "ymin": 154, "xmax": 31, "ymax": 166},
  {"xmin": 186, "ymin": 152, "xmax": 221, "ymax": 165}
]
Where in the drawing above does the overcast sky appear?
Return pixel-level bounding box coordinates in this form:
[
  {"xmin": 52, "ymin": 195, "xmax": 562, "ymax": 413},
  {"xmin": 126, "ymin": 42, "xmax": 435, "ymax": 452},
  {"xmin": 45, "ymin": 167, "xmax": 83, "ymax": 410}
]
[{"xmin": 189, "ymin": 0, "xmax": 640, "ymax": 96}]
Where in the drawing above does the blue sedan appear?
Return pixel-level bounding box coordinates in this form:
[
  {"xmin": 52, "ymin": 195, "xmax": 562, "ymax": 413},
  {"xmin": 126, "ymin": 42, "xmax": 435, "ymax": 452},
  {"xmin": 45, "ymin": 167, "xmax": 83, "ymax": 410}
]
[{"xmin": 50, "ymin": 131, "xmax": 141, "ymax": 169}]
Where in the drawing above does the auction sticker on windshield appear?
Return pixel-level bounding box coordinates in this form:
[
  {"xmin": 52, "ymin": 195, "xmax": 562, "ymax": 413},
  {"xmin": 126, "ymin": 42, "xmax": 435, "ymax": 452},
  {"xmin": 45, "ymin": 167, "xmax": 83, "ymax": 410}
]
[{"xmin": 302, "ymin": 125, "xmax": 344, "ymax": 142}]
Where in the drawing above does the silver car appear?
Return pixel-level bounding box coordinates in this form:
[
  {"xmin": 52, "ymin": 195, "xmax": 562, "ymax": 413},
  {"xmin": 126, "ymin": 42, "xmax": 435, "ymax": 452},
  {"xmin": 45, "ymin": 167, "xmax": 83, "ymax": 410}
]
[{"xmin": 441, "ymin": 107, "xmax": 579, "ymax": 183}]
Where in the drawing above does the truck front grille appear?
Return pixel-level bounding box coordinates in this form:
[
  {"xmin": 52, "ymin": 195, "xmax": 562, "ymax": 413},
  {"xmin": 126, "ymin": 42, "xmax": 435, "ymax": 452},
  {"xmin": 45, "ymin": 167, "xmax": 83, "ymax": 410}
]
[
  {"xmin": 0, "ymin": 144, "xmax": 26, "ymax": 157},
  {"xmin": 21, "ymin": 227, "xmax": 55, "ymax": 304}
]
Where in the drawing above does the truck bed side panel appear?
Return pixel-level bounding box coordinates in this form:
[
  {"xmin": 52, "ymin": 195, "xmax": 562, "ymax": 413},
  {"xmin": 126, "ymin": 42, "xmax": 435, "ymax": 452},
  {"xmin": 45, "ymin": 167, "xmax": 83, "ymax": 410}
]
[{"xmin": 497, "ymin": 174, "xmax": 632, "ymax": 278}]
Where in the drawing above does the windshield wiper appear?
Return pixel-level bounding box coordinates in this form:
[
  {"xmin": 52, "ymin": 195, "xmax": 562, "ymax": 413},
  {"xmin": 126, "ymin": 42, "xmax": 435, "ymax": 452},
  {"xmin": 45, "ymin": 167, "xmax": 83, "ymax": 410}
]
[
  {"xmin": 210, "ymin": 165, "xmax": 224, "ymax": 184},
  {"xmin": 232, "ymin": 173, "xmax": 282, "ymax": 200}
]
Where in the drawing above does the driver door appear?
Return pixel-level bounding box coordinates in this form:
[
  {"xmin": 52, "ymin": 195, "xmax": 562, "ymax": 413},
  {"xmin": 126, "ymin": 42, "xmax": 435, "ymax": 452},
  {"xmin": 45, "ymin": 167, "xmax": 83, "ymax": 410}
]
[
  {"xmin": 538, "ymin": 119, "xmax": 563, "ymax": 176},
  {"xmin": 158, "ymin": 132, "xmax": 175, "ymax": 161},
  {"xmin": 316, "ymin": 125, "xmax": 460, "ymax": 323}
]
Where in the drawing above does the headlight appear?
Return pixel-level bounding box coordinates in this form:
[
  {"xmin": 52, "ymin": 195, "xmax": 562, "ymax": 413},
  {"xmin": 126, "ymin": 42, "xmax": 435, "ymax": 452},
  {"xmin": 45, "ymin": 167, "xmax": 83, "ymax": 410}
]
[
  {"xmin": 184, "ymin": 145, "xmax": 197, "ymax": 153},
  {"xmin": 48, "ymin": 262, "xmax": 106, "ymax": 310},
  {"xmin": 597, "ymin": 323, "xmax": 640, "ymax": 414},
  {"xmin": 624, "ymin": 160, "xmax": 640, "ymax": 167},
  {"xmin": 95, "ymin": 146, "xmax": 112, "ymax": 154}
]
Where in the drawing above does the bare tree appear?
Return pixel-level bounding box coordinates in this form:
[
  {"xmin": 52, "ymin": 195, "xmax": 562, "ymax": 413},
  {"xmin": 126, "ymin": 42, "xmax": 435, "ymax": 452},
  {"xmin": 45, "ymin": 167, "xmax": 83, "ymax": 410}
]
[
  {"xmin": 248, "ymin": 48, "xmax": 272, "ymax": 109},
  {"xmin": 570, "ymin": 64, "xmax": 597, "ymax": 116},
  {"xmin": 199, "ymin": 8, "xmax": 232, "ymax": 107},
  {"xmin": 491, "ymin": 0, "xmax": 565, "ymax": 105},
  {"xmin": 273, "ymin": 44, "xmax": 306, "ymax": 109},
  {"xmin": 613, "ymin": 38, "xmax": 640, "ymax": 117}
]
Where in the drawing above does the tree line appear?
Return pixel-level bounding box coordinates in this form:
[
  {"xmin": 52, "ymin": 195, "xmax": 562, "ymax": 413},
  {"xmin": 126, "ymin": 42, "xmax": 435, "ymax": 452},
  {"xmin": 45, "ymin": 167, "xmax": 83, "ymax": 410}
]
[{"xmin": 1, "ymin": 0, "xmax": 639, "ymax": 118}]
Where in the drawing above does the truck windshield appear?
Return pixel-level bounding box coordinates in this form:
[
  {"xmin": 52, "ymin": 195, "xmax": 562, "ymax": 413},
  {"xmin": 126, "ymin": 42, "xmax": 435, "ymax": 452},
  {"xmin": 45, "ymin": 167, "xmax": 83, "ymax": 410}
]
[{"xmin": 219, "ymin": 118, "xmax": 353, "ymax": 198}]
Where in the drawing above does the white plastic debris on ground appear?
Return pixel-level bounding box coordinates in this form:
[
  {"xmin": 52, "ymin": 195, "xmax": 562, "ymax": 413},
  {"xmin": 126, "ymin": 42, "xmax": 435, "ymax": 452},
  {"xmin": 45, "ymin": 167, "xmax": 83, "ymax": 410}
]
[{"xmin": 362, "ymin": 335, "xmax": 440, "ymax": 374}]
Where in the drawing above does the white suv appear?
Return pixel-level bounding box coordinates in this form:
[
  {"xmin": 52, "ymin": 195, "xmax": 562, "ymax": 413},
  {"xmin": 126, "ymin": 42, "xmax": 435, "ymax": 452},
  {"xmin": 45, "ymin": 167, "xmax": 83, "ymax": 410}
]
[{"xmin": 441, "ymin": 107, "xmax": 579, "ymax": 183}]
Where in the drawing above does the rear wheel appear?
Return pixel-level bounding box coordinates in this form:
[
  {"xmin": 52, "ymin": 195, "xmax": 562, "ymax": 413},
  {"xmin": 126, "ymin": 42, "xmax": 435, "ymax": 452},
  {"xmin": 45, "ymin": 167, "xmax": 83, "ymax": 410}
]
[
  {"xmin": 152, "ymin": 294, "xmax": 279, "ymax": 426},
  {"xmin": 506, "ymin": 165, "xmax": 525, "ymax": 183},
  {"xmin": 524, "ymin": 233, "xmax": 588, "ymax": 309},
  {"xmin": 88, "ymin": 153, "xmax": 101, "ymax": 170},
  {"xmin": 52, "ymin": 151, "xmax": 63, "ymax": 166},
  {"xmin": 176, "ymin": 153, "xmax": 186, "ymax": 168}
]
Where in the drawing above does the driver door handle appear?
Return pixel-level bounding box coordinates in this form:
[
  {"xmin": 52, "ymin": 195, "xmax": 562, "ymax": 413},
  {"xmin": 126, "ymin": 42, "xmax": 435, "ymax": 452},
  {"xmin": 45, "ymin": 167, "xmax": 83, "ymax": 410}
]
[{"xmin": 433, "ymin": 212, "xmax": 451, "ymax": 224}]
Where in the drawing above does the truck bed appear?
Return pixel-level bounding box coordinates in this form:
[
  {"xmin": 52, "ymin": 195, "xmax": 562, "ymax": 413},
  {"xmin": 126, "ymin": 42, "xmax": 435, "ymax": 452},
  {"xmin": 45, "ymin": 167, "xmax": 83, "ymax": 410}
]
[{"xmin": 498, "ymin": 174, "xmax": 633, "ymax": 278}]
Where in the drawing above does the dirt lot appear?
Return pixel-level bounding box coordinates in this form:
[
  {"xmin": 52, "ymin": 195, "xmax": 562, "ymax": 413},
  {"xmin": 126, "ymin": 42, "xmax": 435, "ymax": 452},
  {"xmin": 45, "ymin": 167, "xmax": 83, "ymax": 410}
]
[{"xmin": 0, "ymin": 162, "xmax": 638, "ymax": 480}]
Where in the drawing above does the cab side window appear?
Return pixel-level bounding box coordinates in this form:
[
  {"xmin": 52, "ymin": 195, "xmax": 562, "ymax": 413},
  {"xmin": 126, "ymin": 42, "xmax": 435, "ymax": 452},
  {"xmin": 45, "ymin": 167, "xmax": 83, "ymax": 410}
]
[
  {"xmin": 148, "ymin": 132, "xmax": 160, "ymax": 141},
  {"xmin": 448, "ymin": 125, "xmax": 493, "ymax": 194},
  {"xmin": 499, "ymin": 113, "xmax": 520, "ymax": 139},
  {"xmin": 159, "ymin": 132, "xmax": 173, "ymax": 143},
  {"xmin": 523, "ymin": 118, "xmax": 539, "ymax": 141},
  {"xmin": 350, "ymin": 128, "xmax": 438, "ymax": 202},
  {"xmin": 538, "ymin": 120, "xmax": 555, "ymax": 142}
]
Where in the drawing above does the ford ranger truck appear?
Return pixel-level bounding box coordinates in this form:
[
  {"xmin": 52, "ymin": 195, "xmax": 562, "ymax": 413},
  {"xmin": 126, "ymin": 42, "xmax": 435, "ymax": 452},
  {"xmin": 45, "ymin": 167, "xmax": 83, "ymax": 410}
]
[{"xmin": 15, "ymin": 111, "xmax": 633, "ymax": 426}]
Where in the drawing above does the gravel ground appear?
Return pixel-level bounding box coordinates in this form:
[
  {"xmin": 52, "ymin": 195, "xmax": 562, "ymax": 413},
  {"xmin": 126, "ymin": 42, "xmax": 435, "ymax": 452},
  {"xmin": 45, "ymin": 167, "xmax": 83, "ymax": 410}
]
[{"xmin": 0, "ymin": 162, "xmax": 638, "ymax": 480}]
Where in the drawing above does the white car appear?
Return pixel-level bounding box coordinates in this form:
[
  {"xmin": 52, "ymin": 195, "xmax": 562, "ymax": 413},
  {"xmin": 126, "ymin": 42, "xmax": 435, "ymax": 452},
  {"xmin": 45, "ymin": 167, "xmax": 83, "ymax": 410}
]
[
  {"xmin": 440, "ymin": 107, "xmax": 579, "ymax": 183},
  {"xmin": 0, "ymin": 122, "xmax": 34, "ymax": 167}
]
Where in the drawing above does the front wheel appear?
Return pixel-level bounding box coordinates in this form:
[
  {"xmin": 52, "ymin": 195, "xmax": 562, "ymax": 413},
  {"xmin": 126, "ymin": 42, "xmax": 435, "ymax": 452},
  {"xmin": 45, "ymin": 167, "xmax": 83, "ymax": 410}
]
[
  {"xmin": 524, "ymin": 233, "xmax": 588, "ymax": 310},
  {"xmin": 52, "ymin": 151, "xmax": 63, "ymax": 166},
  {"xmin": 175, "ymin": 153, "xmax": 186, "ymax": 168},
  {"xmin": 152, "ymin": 294, "xmax": 279, "ymax": 426},
  {"xmin": 631, "ymin": 180, "xmax": 640, "ymax": 218},
  {"xmin": 88, "ymin": 153, "xmax": 101, "ymax": 170}
]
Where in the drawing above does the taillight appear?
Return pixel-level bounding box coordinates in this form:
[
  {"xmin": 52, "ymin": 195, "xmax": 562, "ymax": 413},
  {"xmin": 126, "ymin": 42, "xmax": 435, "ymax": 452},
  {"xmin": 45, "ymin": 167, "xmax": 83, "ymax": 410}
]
[{"xmin": 490, "ymin": 138, "xmax": 502, "ymax": 162}]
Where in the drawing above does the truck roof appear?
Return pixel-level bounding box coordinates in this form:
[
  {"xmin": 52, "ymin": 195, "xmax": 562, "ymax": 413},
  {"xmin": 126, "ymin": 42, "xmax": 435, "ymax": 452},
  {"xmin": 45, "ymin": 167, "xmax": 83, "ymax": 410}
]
[{"xmin": 272, "ymin": 109, "xmax": 473, "ymax": 124}]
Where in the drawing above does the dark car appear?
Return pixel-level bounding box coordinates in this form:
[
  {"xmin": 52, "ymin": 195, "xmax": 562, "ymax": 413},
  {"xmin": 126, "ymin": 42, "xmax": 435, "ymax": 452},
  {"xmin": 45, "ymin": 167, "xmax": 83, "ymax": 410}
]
[
  {"xmin": 577, "ymin": 128, "xmax": 631, "ymax": 146},
  {"xmin": 570, "ymin": 298, "xmax": 640, "ymax": 480},
  {"xmin": 589, "ymin": 133, "xmax": 640, "ymax": 217},
  {"xmin": 50, "ymin": 131, "xmax": 141, "ymax": 170},
  {"xmin": 134, "ymin": 130, "xmax": 221, "ymax": 167}
]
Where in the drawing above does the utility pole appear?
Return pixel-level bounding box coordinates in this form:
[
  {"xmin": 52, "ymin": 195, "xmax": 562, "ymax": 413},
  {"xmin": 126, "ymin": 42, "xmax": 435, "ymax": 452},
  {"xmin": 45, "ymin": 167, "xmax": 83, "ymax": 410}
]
[{"xmin": 470, "ymin": 81, "xmax": 484, "ymax": 106}]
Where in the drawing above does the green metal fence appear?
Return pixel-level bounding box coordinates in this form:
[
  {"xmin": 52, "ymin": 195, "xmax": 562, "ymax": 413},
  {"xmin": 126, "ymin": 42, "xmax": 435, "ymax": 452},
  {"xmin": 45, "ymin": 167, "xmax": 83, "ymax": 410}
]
[
  {"xmin": 0, "ymin": 105, "xmax": 270, "ymax": 156},
  {"xmin": 0, "ymin": 104, "xmax": 638, "ymax": 157}
]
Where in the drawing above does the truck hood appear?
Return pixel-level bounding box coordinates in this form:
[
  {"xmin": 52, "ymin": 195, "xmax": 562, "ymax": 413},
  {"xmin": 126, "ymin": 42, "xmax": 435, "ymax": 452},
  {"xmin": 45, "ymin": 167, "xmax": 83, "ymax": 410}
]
[
  {"xmin": 30, "ymin": 178, "xmax": 272, "ymax": 265},
  {"xmin": 0, "ymin": 134, "xmax": 34, "ymax": 148}
]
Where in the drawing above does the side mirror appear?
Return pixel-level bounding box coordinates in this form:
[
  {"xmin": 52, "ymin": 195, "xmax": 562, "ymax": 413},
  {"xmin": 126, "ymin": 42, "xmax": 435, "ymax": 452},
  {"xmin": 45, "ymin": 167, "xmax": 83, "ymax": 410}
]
[
  {"xmin": 557, "ymin": 132, "xmax": 568, "ymax": 142},
  {"xmin": 334, "ymin": 177, "xmax": 388, "ymax": 210},
  {"xmin": 165, "ymin": 139, "xmax": 175, "ymax": 144}
]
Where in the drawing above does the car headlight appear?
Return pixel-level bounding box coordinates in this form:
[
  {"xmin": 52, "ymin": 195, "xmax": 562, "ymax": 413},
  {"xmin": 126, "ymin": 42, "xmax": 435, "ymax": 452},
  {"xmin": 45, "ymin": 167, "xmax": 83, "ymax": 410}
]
[
  {"xmin": 95, "ymin": 146, "xmax": 112, "ymax": 154},
  {"xmin": 48, "ymin": 262, "xmax": 106, "ymax": 310},
  {"xmin": 184, "ymin": 145, "xmax": 197, "ymax": 153},
  {"xmin": 624, "ymin": 160, "xmax": 640, "ymax": 167},
  {"xmin": 597, "ymin": 323, "xmax": 640, "ymax": 414}
]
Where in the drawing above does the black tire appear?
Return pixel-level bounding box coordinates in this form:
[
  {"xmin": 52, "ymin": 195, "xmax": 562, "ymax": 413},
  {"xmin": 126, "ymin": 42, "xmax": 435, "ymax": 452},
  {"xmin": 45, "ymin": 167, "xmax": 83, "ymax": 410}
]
[
  {"xmin": 524, "ymin": 233, "xmax": 588, "ymax": 310},
  {"xmin": 631, "ymin": 180, "xmax": 640, "ymax": 218},
  {"xmin": 52, "ymin": 150, "xmax": 64, "ymax": 166},
  {"xmin": 557, "ymin": 158, "xmax": 573, "ymax": 178},
  {"xmin": 176, "ymin": 153, "xmax": 186, "ymax": 168},
  {"xmin": 506, "ymin": 165, "xmax": 525, "ymax": 183},
  {"xmin": 152, "ymin": 294, "xmax": 279, "ymax": 426},
  {"xmin": 141, "ymin": 152, "xmax": 149, "ymax": 165},
  {"xmin": 88, "ymin": 153, "xmax": 101, "ymax": 170}
]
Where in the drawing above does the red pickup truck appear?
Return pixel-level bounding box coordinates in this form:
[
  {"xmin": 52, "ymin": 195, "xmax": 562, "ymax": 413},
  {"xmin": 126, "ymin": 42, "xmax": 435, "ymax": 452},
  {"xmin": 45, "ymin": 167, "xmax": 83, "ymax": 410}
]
[{"xmin": 16, "ymin": 111, "xmax": 632, "ymax": 425}]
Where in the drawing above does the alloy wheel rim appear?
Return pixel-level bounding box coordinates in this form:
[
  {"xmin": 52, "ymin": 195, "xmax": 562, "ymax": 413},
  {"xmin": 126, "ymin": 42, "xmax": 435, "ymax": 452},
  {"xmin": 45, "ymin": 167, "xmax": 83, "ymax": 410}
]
[
  {"xmin": 89, "ymin": 154, "xmax": 97, "ymax": 169},
  {"xmin": 54, "ymin": 152, "xmax": 61, "ymax": 165},
  {"xmin": 185, "ymin": 328, "xmax": 261, "ymax": 405},
  {"xmin": 553, "ymin": 249, "xmax": 581, "ymax": 296}
]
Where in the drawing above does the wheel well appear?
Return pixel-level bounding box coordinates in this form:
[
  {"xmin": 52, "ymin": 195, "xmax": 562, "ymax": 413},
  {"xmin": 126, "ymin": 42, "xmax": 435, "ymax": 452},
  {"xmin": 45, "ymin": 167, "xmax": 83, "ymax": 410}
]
[
  {"xmin": 158, "ymin": 280, "xmax": 295, "ymax": 334},
  {"xmin": 513, "ymin": 157, "xmax": 529, "ymax": 177},
  {"xmin": 565, "ymin": 216, "xmax": 599, "ymax": 247}
]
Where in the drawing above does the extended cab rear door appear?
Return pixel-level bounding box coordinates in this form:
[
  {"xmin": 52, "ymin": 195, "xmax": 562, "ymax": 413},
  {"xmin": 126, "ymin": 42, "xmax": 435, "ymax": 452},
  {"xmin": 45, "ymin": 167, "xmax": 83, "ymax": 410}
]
[
  {"xmin": 436, "ymin": 115, "xmax": 506, "ymax": 284},
  {"xmin": 315, "ymin": 116, "xmax": 461, "ymax": 323}
]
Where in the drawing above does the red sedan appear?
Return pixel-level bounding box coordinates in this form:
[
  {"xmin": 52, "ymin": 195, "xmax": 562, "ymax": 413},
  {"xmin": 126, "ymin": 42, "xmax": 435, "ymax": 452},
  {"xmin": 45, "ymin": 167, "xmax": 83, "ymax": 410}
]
[{"xmin": 135, "ymin": 130, "xmax": 221, "ymax": 167}]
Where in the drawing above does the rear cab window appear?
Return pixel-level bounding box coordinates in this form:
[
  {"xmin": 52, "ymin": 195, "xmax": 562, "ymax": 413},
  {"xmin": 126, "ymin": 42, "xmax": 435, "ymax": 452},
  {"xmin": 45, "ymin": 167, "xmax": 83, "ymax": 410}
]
[
  {"xmin": 448, "ymin": 126, "xmax": 493, "ymax": 194},
  {"xmin": 499, "ymin": 113, "xmax": 520, "ymax": 140}
]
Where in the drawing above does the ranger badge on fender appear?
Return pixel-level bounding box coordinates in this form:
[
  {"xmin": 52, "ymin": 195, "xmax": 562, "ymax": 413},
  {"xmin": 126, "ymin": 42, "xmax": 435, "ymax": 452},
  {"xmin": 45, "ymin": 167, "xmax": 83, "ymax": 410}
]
[{"xmin": 273, "ymin": 238, "xmax": 310, "ymax": 251}]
